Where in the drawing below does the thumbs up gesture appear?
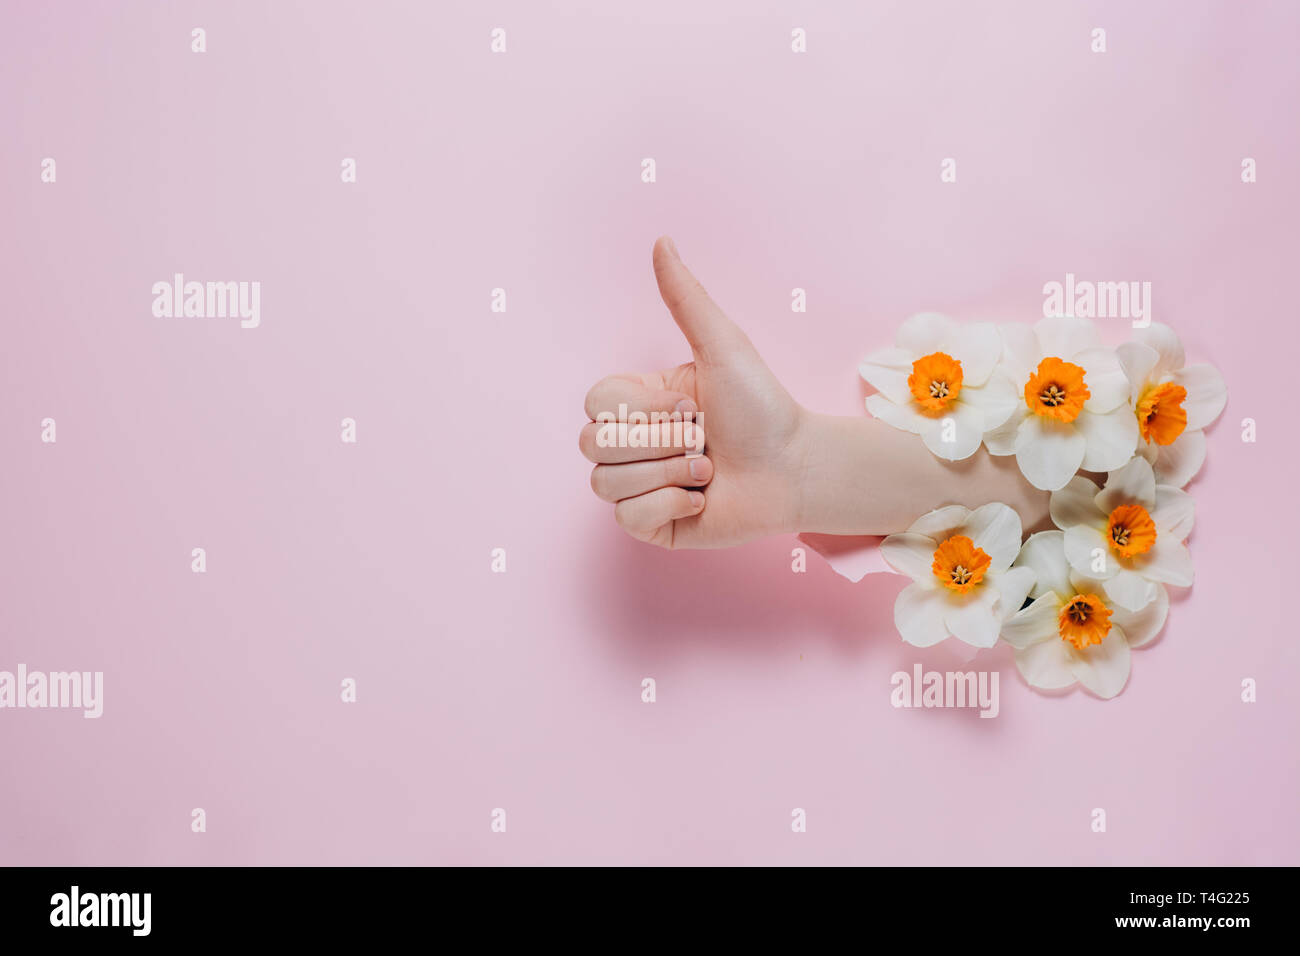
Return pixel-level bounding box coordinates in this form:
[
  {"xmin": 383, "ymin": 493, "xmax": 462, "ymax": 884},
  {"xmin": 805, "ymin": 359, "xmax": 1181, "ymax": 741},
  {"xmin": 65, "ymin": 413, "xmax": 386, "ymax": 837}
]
[
  {"xmin": 579, "ymin": 238, "xmax": 1050, "ymax": 550},
  {"xmin": 579, "ymin": 237, "xmax": 810, "ymax": 549}
]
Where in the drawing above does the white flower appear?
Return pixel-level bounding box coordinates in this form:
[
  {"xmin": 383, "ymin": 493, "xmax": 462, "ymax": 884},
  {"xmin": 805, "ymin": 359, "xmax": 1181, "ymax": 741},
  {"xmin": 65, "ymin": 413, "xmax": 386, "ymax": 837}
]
[
  {"xmin": 881, "ymin": 503, "xmax": 1036, "ymax": 649},
  {"xmin": 1116, "ymin": 323, "xmax": 1227, "ymax": 487},
  {"xmin": 1002, "ymin": 531, "xmax": 1169, "ymax": 699},
  {"xmin": 984, "ymin": 317, "xmax": 1138, "ymax": 491},
  {"xmin": 860, "ymin": 313, "xmax": 1018, "ymax": 461},
  {"xmin": 1048, "ymin": 456, "xmax": 1194, "ymax": 612}
]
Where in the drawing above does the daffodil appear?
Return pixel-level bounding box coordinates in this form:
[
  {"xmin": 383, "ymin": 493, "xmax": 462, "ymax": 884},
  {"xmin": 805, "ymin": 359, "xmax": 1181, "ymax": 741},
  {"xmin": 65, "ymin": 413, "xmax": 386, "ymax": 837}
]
[
  {"xmin": 881, "ymin": 503, "xmax": 1037, "ymax": 648},
  {"xmin": 1048, "ymin": 456, "xmax": 1194, "ymax": 611},
  {"xmin": 860, "ymin": 313, "xmax": 1018, "ymax": 461},
  {"xmin": 1116, "ymin": 323, "xmax": 1227, "ymax": 487},
  {"xmin": 1002, "ymin": 531, "xmax": 1168, "ymax": 698},
  {"xmin": 984, "ymin": 317, "xmax": 1138, "ymax": 490}
]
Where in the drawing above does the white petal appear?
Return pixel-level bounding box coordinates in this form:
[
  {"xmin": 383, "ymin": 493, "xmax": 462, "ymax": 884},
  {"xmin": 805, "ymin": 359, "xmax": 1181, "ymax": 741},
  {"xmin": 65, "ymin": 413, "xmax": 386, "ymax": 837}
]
[
  {"xmin": 1173, "ymin": 364, "xmax": 1228, "ymax": 431},
  {"xmin": 894, "ymin": 582, "xmax": 952, "ymax": 647},
  {"xmin": 961, "ymin": 374, "xmax": 1019, "ymax": 432},
  {"xmin": 865, "ymin": 393, "xmax": 925, "ymax": 435},
  {"xmin": 1110, "ymin": 584, "xmax": 1169, "ymax": 648},
  {"xmin": 1014, "ymin": 635, "xmax": 1076, "ymax": 689},
  {"xmin": 997, "ymin": 323, "xmax": 1039, "ymax": 383},
  {"xmin": 944, "ymin": 589, "xmax": 1001, "ymax": 648},
  {"xmin": 964, "ymin": 502, "xmax": 1023, "ymax": 572},
  {"xmin": 1132, "ymin": 323, "xmax": 1184, "ymax": 379},
  {"xmin": 1064, "ymin": 524, "xmax": 1115, "ymax": 579},
  {"xmin": 1015, "ymin": 531, "xmax": 1072, "ymax": 599},
  {"xmin": 880, "ymin": 532, "xmax": 938, "ymax": 583},
  {"xmin": 1153, "ymin": 485, "xmax": 1195, "ymax": 540},
  {"xmin": 907, "ymin": 505, "xmax": 972, "ymax": 539},
  {"xmin": 1076, "ymin": 405, "xmax": 1138, "ymax": 473},
  {"xmin": 1151, "ymin": 429, "xmax": 1207, "ymax": 487},
  {"xmin": 859, "ymin": 347, "xmax": 916, "ymax": 405},
  {"xmin": 1014, "ymin": 415, "xmax": 1087, "ymax": 491},
  {"xmin": 1001, "ymin": 593, "xmax": 1062, "ymax": 649},
  {"xmin": 942, "ymin": 321, "xmax": 1001, "ymax": 386},
  {"xmin": 1116, "ymin": 341, "xmax": 1159, "ymax": 403},
  {"xmin": 1096, "ymin": 455, "xmax": 1157, "ymax": 513},
  {"xmin": 919, "ymin": 400, "xmax": 985, "ymax": 461},
  {"xmin": 992, "ymin": 566, "xmax": 1036, "ymax": 621},
  {"xmin": 1035, "ymin": 316, "xmax": 1102, "ymax": 359},
  {"xmin": 982, "ymin": 410, "xmax": 1024, "ymax": 456},
  {"xmin": 1074, "ymin": 348, "xmax": 1129, "ymax": 413},
  {"xmin": 895, "ymin": 312, "xmax": 956, "ymax": 355},
  {"xmin": 1066, "ymin": 627, "xmax": 1132, "ymax": 698},
  {"xmin": 1050, "ymin": 475, "xmax": 1104, "ymax": 531},
  {"xmin": 1130, "ymin": 538, "xmax": 1194, "ymax": 587},
  {"xmin": 1067, "ymin": 571, "xmax": 1109, "ymax": 596},
  {"xmin": 1103, "ymin": 569, "xmax": 1158, "ymax": 613}
]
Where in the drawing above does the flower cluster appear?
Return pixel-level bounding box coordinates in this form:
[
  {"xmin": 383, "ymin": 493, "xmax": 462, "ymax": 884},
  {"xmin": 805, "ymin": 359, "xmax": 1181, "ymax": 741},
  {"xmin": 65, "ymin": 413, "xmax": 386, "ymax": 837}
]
[{"xmin": 862, "ymin": 316, "xmax": 1226, "ymax": 698}]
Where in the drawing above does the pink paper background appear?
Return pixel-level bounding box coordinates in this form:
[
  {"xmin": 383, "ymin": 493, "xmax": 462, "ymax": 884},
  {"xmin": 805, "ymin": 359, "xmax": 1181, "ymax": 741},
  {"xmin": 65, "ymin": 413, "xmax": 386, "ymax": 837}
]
[{"xmin": 2, "ymin": 1, "xmax": 1296, "ymax": 865}]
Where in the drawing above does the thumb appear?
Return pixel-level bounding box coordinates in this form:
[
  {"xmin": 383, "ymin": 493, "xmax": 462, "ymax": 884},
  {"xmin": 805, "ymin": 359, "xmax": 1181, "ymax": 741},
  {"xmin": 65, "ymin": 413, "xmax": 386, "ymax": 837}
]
[{"xmin": 652, "ymin": 236, "xmax": 750, "ymax": 363}]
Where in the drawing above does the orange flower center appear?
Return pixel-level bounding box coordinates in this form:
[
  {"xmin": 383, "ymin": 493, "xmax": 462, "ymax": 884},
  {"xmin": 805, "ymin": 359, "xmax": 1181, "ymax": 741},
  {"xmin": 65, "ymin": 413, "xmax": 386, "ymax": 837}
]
[
  {"xmin": 1106, "ymin": 503, "xmax": 1157, "ymax": 558},
  {"xmin": 1136, "ymin": 382, "xmax": 1188, "ymax": 445},
  {"xmin": 1024, "ymin": 357, "xmax": 1090, "ymax": 423},
  {"xmin": 1058, "ymin": 593, "xmax": 1112, "ymax": 650},
  {"xmin": 931, "ymin": 534, "xmax": 991, "ymax": 593},
  {"xmin": 908, "ymin": 352, "xmax": 964, "ymax": 413}
]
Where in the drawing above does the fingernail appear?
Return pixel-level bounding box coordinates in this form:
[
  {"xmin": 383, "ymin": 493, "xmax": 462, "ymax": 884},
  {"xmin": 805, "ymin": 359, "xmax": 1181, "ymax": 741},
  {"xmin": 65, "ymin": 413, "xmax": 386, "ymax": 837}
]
[
  {"xmin": 689, "ymin": 456, "xmax": 709, "ymax": 481},
  {"xmin": 682, "ymin": 423, "xmax": 696, "ymax": 447},
  {"xmin": 674, "ymin": 398, "xmax": 696, "ymax": 418},
  {"xmin": 665, "ymin": 236, "xmax": 680, "ymax": 260},
  {"xmin": 687, "ymin": 491, "xmax": 705, "ymax": 511}
]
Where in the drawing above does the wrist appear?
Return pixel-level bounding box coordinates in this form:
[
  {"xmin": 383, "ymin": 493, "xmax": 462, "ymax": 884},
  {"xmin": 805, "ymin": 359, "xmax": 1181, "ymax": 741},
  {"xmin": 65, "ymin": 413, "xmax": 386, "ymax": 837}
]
[
  {"xmin": 783, "ymin": 407, "xmax": 1051, "ymax": 538},
  {"xmin": 783, "ymin": 409, "xmax": 940, "ymax": 536},
  {"xmin": 782, "ymin": 409, "xmax": 843, "ymax": 536}
]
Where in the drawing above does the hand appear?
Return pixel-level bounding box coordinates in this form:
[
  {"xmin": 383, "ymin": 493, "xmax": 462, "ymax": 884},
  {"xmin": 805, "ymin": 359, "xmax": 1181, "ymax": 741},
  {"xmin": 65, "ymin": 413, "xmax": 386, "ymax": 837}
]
[
  {"xmin": 578, "ymin": 237, "xmax": 1051, "ymax": 549},
  {"xmin": 578, "ymin": 237, "xmax": 811, "ymax": 549}
]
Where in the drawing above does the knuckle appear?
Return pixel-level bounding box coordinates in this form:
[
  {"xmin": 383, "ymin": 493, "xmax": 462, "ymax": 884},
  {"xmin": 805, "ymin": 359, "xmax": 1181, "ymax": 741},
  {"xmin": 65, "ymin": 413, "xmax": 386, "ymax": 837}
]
[
  {"xmin": 578, "ymin": 423, "xmax": 600, "ymax": 461},
  {"xmin": 589, "ymin": 466, "xmax": 611, "ymax": 501},
  {"xmin": 583, "ymin": 379, "xmax": 608, "ymax": 419}
]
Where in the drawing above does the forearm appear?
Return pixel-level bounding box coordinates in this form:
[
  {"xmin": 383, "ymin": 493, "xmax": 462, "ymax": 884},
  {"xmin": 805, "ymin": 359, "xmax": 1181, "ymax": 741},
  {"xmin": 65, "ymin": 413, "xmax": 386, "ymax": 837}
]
[{"xmin": 790, "ymin": 411, "xmax": 1050, "ymax": 536}]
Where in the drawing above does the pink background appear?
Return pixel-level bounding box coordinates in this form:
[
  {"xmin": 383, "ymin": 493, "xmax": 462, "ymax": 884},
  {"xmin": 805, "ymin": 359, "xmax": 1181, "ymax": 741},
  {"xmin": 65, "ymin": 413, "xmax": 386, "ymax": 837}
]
[{"xmin": 2, "ymin": 1, "xmax": 1297, "ymax": 865}]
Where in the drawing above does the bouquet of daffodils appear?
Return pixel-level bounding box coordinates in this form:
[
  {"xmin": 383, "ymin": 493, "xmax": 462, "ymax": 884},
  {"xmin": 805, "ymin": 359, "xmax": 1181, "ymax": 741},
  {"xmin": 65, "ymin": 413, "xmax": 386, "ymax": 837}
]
[{"xmin": 860, "ymin": 315, "xmax": 1226, "ymax": 699}]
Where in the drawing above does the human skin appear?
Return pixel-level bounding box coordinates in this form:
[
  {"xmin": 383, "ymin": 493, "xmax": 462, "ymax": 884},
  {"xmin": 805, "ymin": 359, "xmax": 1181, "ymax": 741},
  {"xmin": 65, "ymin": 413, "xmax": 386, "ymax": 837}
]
[{"xmin": 578, "ymin": 237, "xmax": 1050, "ymax": 550}]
